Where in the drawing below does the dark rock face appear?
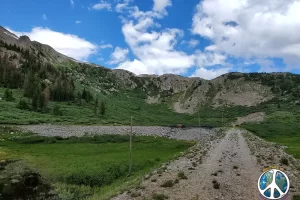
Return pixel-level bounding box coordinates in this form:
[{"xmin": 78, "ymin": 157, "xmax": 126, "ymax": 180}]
[
  {"xmin": 0, "ymin": 160, "xmax": 58, "ymax": 200},
  {"xmin": 18, "ymin": 35, "xmax": 31, "ymax": 43}
]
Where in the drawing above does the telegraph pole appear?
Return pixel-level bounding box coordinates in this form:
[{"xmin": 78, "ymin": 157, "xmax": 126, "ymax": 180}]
[
  {"xmin": 222, "ymin": 109, "xmax": 224, "ymax": 128},
  {"xmin": 198, "ymin": 109, "xmax": 201, "ymax": 135},
  {"xmin": 128, "ymin": 116, "xmax": 133, "ymax": 176}
]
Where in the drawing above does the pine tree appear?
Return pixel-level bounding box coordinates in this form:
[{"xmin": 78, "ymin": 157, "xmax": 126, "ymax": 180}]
[
  {"xmin": 100, "ymin": 101, "xmax": 106, "ymax": 116},
  {"xmin": 82, "ymin": 88, "xmax": 87, "ymax": 100},
  {"xmin": 4, "ymin": 88, "xmax": 14, "ymax": 101},
  {"xmin": 94, "ymin": 97, "xmax": 99, "ymax": 114}
]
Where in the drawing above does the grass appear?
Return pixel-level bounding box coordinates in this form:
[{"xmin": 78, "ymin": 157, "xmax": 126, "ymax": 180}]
[
  {"xmin": 0, "ymin": 87, "xmax": 282, "ymax": 127},
  {"xmin": 241, "ymin": 109, "xmax": 300, "ymax": 159},
  {"xmin": 293, "ymin": 195, "xmax": 300, "ymax": 200},
  {"xmin": 0, "ymin": 127, "xmax": 194, "ymax": 199}
]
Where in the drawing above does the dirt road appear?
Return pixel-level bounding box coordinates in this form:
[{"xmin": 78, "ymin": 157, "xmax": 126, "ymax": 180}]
[{"xmin": 113, "ymin": 129, "xmax": 299, "ymax": 200}]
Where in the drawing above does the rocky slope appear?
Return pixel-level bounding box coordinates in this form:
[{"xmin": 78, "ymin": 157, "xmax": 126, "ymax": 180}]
[
  {"xmin": 0, "ymin": 26, "xmax": 73, "ymax": 66},
  {"xmin": 1, "ymin": 26, "xmax": 298, "ymax": 114}
]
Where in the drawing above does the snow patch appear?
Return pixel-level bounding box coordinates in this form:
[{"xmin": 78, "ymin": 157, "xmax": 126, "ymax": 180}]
[{"xmin": 4, "ymin": 31, "xmax": 19, "ymax": 40}]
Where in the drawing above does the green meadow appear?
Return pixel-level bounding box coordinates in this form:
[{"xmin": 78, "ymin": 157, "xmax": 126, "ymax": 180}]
[
  {"xmin": 242, "ymin": 110, "xmax": 300, "ymax": 159},
  {"xmin": 0, "ymin": 127, "xmax": 194, "ymax": 199}
]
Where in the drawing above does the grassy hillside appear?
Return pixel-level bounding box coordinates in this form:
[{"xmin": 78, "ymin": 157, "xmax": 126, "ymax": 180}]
[
  {"xmin": 0, "ymin": 127, "xmax": 194, "ymax": 199},
  {"xmin": 1, "ymin": 86, "xmax": 285, "ymax": 126},
  {"xmin": 241, "ymin": 106, "xmax": 300, "ymax": 159}
]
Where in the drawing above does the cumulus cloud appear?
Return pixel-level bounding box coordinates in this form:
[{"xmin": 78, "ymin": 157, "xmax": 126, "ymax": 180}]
[
  {"xmin": 115, "ymin": 0, "xmax": 133, "ymax": 12},
  {"xmin": 115, "ymin": 3, "xmax": 197, "ymax": 75},
  {"xmin": 108, "ymin": 47, "xmax": 129, "ymax": 64},
  {"xmin": 113, "ymin": 0, "xmax": 232, "ymax": 79},
  {"xmin": 191, "ymin": 67, "xmax": 231, "ymax": 80},
  {"xmin": 192, "ymin": 0, "xmax": 300, "ymax": 69},
  {"xmin": 153, "ymin": 0, "xmax": 172, "ymax": 13},
  {"xmin": 7, "ymin": 27, "xmax": 98, "ymax": 61},
  {"xmin": 92, "ymin": 1, "xmax": 112, "ymax": 11},
  {"xmin": 99, "ymin": 44, "xmax": 113, "ymax": 49}
]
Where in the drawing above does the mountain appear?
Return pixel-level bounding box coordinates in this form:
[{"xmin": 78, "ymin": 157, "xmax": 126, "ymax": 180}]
[{"xmin": 1, "ymin": 25, "xmax": 300, "ymax": 120}]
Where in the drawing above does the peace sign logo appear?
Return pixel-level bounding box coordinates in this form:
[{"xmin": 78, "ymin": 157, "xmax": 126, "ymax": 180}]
[{"xmin": 258, "ymin": 169, "xmax": 290, "ymax": 199}]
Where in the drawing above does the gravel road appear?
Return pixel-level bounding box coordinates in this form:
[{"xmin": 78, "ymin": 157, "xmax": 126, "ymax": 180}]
[
  {"xmin": 17, "ymin": 125, "xmax": 214, "ymax": 141},
  {"xmin": 113, "ymin": 128, "xmax": 300, "ymax": 200}
]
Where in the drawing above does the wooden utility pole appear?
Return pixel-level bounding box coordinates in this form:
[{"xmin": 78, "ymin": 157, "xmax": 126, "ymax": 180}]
[
  {"xmin": 128, "ymin": 116, "xmax": 133, "ymax": 176},
  {"xmin": 222, "ymin": 109, "xmax": 224, "ymax": 128},
  {"xmin": 198, "ymin": 109, "xmax": 201, "ymax": 135}
]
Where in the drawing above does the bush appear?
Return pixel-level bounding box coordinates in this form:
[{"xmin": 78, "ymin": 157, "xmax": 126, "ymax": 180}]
[
  {"xmin": 280, "ymin": 157, "xmax": 289, "ymax": 166},
  {"xmin": 160, "ymin": 180, "xmax": 174, "ymax": 188},
  {"xmin": 212, "ymin": 180, "xmax": 220, "ymax": 189},
  {"xmin": 292, "ymin": 195, "xmax": 300, "ymax": 200},
  {"xmin": 152, "ymin": 193, "xmax": 168, "ymax": 200},
  {"xmin": 53, "ymin": 104, "xmax": 63, "ymax": 116},
  {"xmin": 0, "ymin": 161, "xmax": 55, "ymax": 200},
  {"xmin": 17, "ymin": 99, "xmax": 30, "ymax": 110},
  {"xmin": 64, "ymin": 164, "xmax": 128, "ymax": 187},
  {"xmin": 3, "ymin": 89, "xmax": 15, "ymax": 101},
  {"xmin": 177, "ymin": 171, "xmax": 187, "ymax": 180}
]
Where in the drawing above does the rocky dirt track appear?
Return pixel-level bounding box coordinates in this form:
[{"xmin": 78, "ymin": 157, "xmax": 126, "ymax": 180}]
[{"xmin": 112, "ymin": 129, "xmax": 300, "ymax": 200}]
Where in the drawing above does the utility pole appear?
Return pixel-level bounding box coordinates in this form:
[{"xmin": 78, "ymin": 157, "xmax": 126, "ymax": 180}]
[
  {"xmin": 128, "ymin": 116, "xmax": 133, "ymax": 176},
  {"xmin": 222, "ymin": 109, "xmax": 224, "ymax": 128},
  {"xmin": 198, "ymin": 109, "xmax": 201, "ymax": 135}
]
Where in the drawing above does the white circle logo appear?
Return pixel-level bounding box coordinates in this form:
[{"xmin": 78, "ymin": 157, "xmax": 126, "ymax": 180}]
[{"xmin": 258, "ymin": 169, "xmax": 290, "ymax": 199}]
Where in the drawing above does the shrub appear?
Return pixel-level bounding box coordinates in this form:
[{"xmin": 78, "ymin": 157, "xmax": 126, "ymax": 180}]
[
  {"xmin": 212, "ymin": 180, "xmax": 220, "ymax": 189},
  {"xmin": 178, "ymin": 171, "xmax": 187, "ymax": 180},
  {"xmin": 280, "ymin": 157, "xmax": 289, "ymax": 166},
  {"xmin": 292, "ymin": 195, "xmax": 300, "ymax": 200},
  {"xmin": 152, "ymin": 193, "xmax": 168, "ymax": 200},
  {"xmin": 160, "ymin": 180, "xmax": 174, "ymax": 188},
  {"xmin": 17, "ymin": 99, "xmax": 30, "ymax": 110},
  {"xmin": 3, "ymin": 89, "xmax": 15, "ymax": 101},
  {"xmin": 53, "ymin": 104, "xmax": 63, "ymax": 116}
]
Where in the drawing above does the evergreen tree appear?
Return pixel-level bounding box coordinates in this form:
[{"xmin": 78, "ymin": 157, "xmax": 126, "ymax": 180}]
[
  {"xmin": 17, "ymin": 99, "xmax": 30, "ymax": 110},
  {"xmin": 3, "ymin": 88, "xmax": 14, "ymax": 101},
  {"xmin": 100, "ymin": 101, "xmax": 106, "ymax": 116},
  {"xmin": 94, "ymin": 97, "xmax": 99, "ymax": 114}
]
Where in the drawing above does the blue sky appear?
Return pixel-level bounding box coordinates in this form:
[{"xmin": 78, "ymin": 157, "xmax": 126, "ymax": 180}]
[{"xmin": 1, "ymin": 0, "xmax": 300, "ymax": 79}]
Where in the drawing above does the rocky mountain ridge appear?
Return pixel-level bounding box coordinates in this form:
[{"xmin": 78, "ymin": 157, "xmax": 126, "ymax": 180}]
[{"xmin": 1, "ymin": 26, "xmax": 298, "ymax": 114}]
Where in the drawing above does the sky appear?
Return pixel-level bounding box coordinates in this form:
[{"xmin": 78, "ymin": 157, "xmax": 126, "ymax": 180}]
[{"xmin": 1, "ymin": 0, "xmax": 300, "ymax": 80}]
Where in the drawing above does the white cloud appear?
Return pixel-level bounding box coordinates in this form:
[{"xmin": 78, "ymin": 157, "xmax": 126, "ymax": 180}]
[
  {"xmin": 92, "ymin": 1, "xmax": 112, "ymax": 11},
  {"xmin": 70, "ymin": 0, "xmax": 74, "ymax": 7},
  {"xmin": 194, "ymin": 50, "xmax": 227, "ymax": 68},
  {"xmin": 188, "ymin": 39, "xmax": 199, "ymax": 48},
  {"xmin": 114, "ymin": 0, "xmax": 228, "ymax": 79},
  {"xmin": 108, "ymin": 47, "xmax": 129, "ymax": 64},
  {"xmin": 99, "ymin": 44, "xmax": 113, "ymax": 49},
  {"xmin": 192, "ymin": 0, "xmax": 300, "ymax": 69},
  {"xmin": 75, "ymin": 20, "xmax": 81, "ymax": 24},
  {"xmin": 153, "ymin": 0, "xmax": 172, "ymax": 13},
  {"xmin": 118, "ymin": 16, "xmax": 194, "ymax": 75},
  {"xmin": 191, "ymin": 67, "xmax": 231, "ymax": 80},
  {"xmin": 8, "ymin": 27, "xmax": 98, "ymax": 61},
  {"xmin": 42, "ymin": 14, "xmax": 47, "ymax": 20}
]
